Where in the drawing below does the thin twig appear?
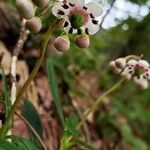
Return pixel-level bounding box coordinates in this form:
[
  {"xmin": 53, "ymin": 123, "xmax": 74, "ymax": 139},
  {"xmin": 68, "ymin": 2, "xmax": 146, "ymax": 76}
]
[
  {"xmin": 10, "ymin": 18, "xmax": 29, "ymax": 105},
  {"xmin": 15, "ymin": 112, "xmax": 47, "ymax": 150},
  {"xmin": 99, "ymin": 0, "xmax": 116, "ymax": 28}
]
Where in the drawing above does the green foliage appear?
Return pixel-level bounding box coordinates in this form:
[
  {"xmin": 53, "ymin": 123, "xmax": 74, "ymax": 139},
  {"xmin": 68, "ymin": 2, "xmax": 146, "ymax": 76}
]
[
  {"xmin": 22, "ymin": 99, "xmax": 43, "ymax": 138},
  {"xmin": 121, "ymin": 124, "xmax": 148, "ymax": 150},
  {"xmin": 0, "ymin": 65, "xmax": 11, "ymax": 117},
  {"xmin": 46, "ymin": 56, "xmax": 65, "ymax": 128},
  {"xmin": 129, "ymin": 0, "xmax": 148, "ymax": 4},
  {"xmin": 4, "ymin": 0, "xmax": 150, "ymax": 149},
  {"xmin": 0, "ymin": 136, "xmax": 40, "ymax": 150},
  {"xmin": 65, "ymin": 114, "xmax": 81, "ymax": 137}
]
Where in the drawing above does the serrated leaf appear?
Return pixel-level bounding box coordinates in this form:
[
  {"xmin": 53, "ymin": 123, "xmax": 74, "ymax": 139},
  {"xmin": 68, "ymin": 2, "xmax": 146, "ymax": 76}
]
[
  {"xmin": 65, "ymin": 114, "xmax": 78, "ymax": 129},
  {"xmin": 65, "ymin": 114, "xmax": 81, "ymax": 137},
  {"xmin": 22, "ymin": 99, "xmax": 43, "ymax": 138}
]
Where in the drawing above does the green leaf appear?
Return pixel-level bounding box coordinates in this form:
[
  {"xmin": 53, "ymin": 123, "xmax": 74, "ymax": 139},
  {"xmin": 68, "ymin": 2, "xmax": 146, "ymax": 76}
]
[
  {"xmin": 22, "ymin": 99, "xmax": 43, "ymax": 138},
  {"xmin": 11, "ymin": 136, "xmax": 41, "ymax": 150},
  {"xmin": 0, "ymin": 65, "xmax": 11, "ymax": 117},
  {"xmin": 0, "ymin": 136, "xmax": 40, "ymax": 150},
  {"xmin": 46, "ymin": 56, "xmax": 65, "ymax": 128},
  {"xmin": 0, "ymin": 138, "xmax": 19, "ymax": 150},
  {"xmin": 65, "ymin": 114, "xmax": 81, "ymax": 137}
]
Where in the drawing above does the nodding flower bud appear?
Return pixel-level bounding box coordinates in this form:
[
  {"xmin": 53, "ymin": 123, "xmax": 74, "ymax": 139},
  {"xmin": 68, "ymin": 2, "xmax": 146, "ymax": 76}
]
[
  {"xmin": 16, "ymin": 0, "xmax": 35, "ymax": 19},
  {"xmin": 109, "ymin": 61, "xmax": 121, "ymax": 74},
  {"xmin": 115, "ymin": 58, "xmax": 126, "ymax": 69},
  {"xmin": 75, "ymin": 34, "xmax": 90, "ymax": 48},
  {"xmin": 26, "ymin": 17, "xmax": 42, "ymax": 33},
  {"xmin": 53, "ymin": 35, "xmax": 70, "ymax": 52},
  {"xmin": 32, "ymin": 0, "xmax": 49, "ymax": 8}
]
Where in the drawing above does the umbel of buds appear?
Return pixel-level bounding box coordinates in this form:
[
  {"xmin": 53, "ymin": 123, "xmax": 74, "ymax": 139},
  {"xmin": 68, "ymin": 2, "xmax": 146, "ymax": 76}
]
[
  {"xmin": 109, "ymin": 56, "xmax": 150, "ymax": 89},
  {"xmin": 53, "ymin": 35, "xmax": 70, "ymax": 52},
  {"xmin": 26, "ymin": 17, "xmax": 42, "ymax": 33},
  {"xmin": 75, "ymin": 34, "xmax": 90, "ymax": 48},
  {"xmin": 16, "ymin": 0, "xmax": 35, "ymax": 19},
  {"xmin": 32, "ymin": 0, "xmax": 49, "ymax": 8}
]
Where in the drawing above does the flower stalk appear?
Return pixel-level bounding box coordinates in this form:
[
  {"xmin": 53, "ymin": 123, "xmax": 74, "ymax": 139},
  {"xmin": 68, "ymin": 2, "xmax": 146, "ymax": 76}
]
[
  {"xmin": 60, "ymin": 78, "xmax": 124, "ymax": 150},
  {"xmin": 0, "ymin": 19, "xmax": 64, "ymax": 137},
  {"xmin": 77, "ymin": 78, "xmax": 125, "ymax": 129}
]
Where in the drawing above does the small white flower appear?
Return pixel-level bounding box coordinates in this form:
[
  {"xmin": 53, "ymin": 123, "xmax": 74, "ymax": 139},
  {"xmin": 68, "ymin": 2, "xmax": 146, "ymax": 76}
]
[
  {"xmin": 134, "ymin": 76, "xmax": 149, "ymax": 89},
  {"xmin": 121, "ymin": 66, "xmax": 133, "ymax": 80},
  {"xmin": 138, "ymin": 60, "xmax": 149, "ymax": 68},
  {"xmin": 127, "ymin": 59, "xmax": 137, "ymax": 66},
  {"xmin": 52, "ymin": 0, "xmax": 103, "ymax": 35}
]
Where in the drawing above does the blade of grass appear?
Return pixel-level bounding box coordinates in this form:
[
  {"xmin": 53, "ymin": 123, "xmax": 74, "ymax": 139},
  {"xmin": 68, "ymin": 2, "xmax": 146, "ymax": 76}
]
[
  {"xmin": 0, "ymin": 65, "xmax": 11, "ymax": 117},
  {"xmin": 46, "ymin": 56, "xmax": 65, "ymax": 128}
]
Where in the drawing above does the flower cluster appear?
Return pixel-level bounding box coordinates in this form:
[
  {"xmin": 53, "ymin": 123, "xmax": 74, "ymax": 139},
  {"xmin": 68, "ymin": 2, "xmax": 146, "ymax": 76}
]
[
  {"xmin": 52, "ymin": 0, "xmax": 103, "ymax": 50},
  {"xmin": 110, "ymin": 57, "xmax": 150, "ymax": 89},
  {"xmin": 15, "ymin": 0, "xmax": 49, "ymax": 33}
]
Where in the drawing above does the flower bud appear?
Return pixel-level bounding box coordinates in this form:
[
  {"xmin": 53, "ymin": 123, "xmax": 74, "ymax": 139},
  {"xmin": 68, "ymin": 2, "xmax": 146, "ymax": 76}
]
[
  {"xmin": 75, "ymin": 34, "xmax": 90, "ymax": 48},
  {"xmin": 53, "ymin": 35, "xmax": 70, "ymax": 52},
  {"xmin": 109, "ymin": 61, "xmax": 116, "ymax": 68},
  {"xmin": 115, "ymin": 58, "xmax": 126, "ymax": 69},
  {"xmin": 26, "ymin": 17, "xmax": 42, "ymax": 33},
  {"xmin": 16, "ymin": 0, "xmax": 35, "ymax": 19},
  {"xmin": 32, "ymin": 0, "xmax": 49, "ymax": 8},
  {"xmin": 109, "ymin": 61, "xmax": 121, "ymax": 74}
]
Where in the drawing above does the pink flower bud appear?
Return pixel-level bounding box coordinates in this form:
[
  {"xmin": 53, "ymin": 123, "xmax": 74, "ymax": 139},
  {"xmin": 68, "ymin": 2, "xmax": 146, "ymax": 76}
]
[
  {"xmin": 32, "ymin": 0, "xmax": 49, "ymax": 8},
  {"xmin": 26, "ymin": 17, "xmax": 42, "ymax": 33},
  {"xmin": 115, "ymin": 58, "xmax": 126, "ymax": 69},
  {"xmin": 109, "ymin": 61, "xmax": 121, "ymax": 74},
  {"xmin": 16, "ymin": 0, "xmax": 35, "ymax": 19},
  {"xmin": 75, "ymin": 34, "xmax": 90, "ymax": 48},
  {"xmin": 53, "ymin": 35, "xmax": 70, "ymax": 52}
]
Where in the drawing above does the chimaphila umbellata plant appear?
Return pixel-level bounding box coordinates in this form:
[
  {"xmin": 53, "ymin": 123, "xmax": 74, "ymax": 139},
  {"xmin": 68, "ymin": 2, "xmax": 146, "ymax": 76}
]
[{"xmin": 0, "ymin": 0, "xmax": 149, "ymax": 150}]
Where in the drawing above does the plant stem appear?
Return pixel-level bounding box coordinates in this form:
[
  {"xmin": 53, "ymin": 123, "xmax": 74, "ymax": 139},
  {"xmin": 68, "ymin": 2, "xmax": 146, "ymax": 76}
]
[
  {"xmin": 77, "ymin": 78, "xmax": 125, "ymax": 129},
  {"xmin": 0, "ymin": 19, "xmax": 63, "ymax": 137},
  {"xmin": 59, "ymin": 79, "xmax": 124, "ymax": 149},
  {"xmin": 10, "ymin": 18, "xmax": 28, "ymax": 105},
  {"xmin": 15, "ymin": 112, "xmax": 47, "ymax": 150}
]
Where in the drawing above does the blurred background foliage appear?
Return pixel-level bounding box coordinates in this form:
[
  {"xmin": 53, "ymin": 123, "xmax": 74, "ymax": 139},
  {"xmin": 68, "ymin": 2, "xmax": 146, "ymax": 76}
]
[{"xmin": 1, "ymin": 0, "xmax": 150, "ymax": 149}]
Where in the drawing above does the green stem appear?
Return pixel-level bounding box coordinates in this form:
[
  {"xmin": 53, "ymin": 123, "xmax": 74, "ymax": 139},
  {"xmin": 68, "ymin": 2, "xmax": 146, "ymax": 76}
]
[
  {"xmin": 77, "ymin": 78, "xmax": 125, "ymax": 129},
  {"xmin": 59, "ymin": 78, "xmax": 125, "ymax": 149},
  {"xmin": 0, "ymin": 19, "xmax": 63, "ymax": 137}
]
